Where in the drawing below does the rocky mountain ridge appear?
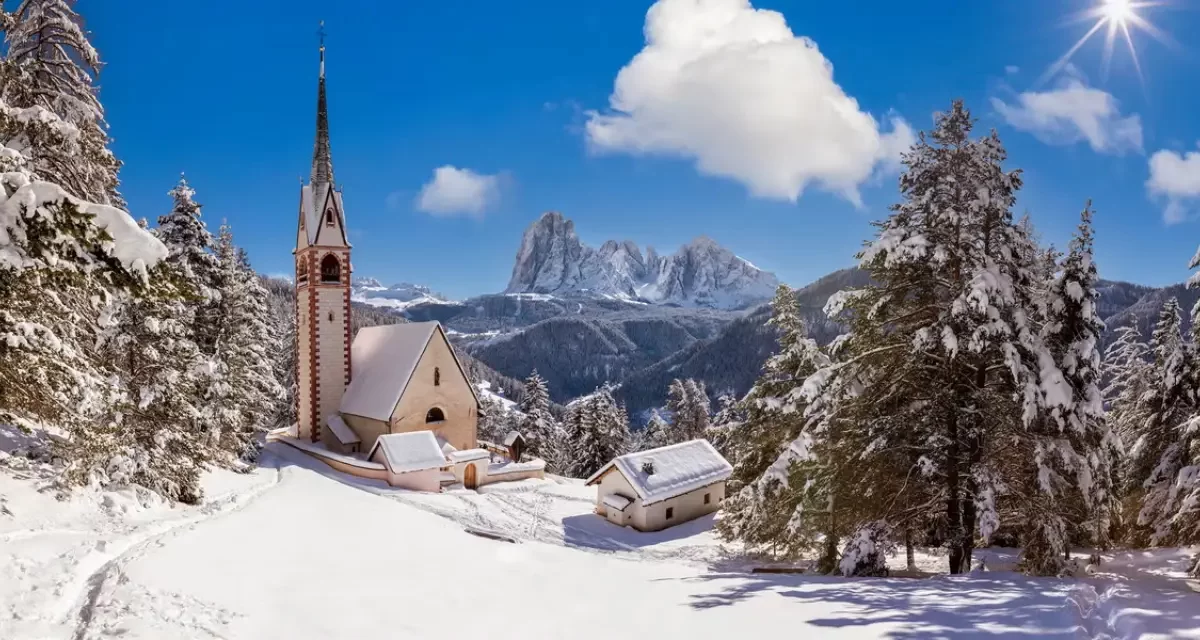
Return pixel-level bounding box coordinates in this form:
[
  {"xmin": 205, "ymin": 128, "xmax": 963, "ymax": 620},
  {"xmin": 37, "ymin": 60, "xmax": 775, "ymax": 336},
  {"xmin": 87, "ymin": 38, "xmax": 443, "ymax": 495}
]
[{"xmin": 504, "ymin": 211, "xmax": 779, "ymax": 310}]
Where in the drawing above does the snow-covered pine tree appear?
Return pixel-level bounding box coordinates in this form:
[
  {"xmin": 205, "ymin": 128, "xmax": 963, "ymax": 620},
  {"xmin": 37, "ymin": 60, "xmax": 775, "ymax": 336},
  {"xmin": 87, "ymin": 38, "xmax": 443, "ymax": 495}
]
[
  {"xmin": 0, "ymin": 100, "xmax": 163, "ymax": 461},
  {"xmin": 569, "ymin": 385, "xmax": 629, "ymax": 478},
  {"xmin": 705, "ymin": 393, "xmax": 743, "ymax": 457},
  {"xmin": 205, "ymin": 225, "xmax": 284, "ymax": 462},
  {"xmin": 1103, "ymin": 317, "xmax": 1150, "ymax": 544},
  {"xmin": 794, "ymin": 101, "xmax": 1051, "ymax": 574},
  {"xmin": 640, "ymin": 409, "xmax": 671, "ymax": 450},
  {"xmin": 517, "ymin": 370, "xmax": 557, "ymax": 460},
  {"xmin": 662, "ymin": 378, "xmax": 710, "ymax": 444},
  {"xmin": 86, "ymin": 269, "xmax": 209, "ymax": 503},
  {"xmin": 0, "ymin": 0, "xmax": 122, "ymax": 205},
  {"xmin": 715, "ymin": 285, "xmax": 834, "ymax": 559},
  {"xmin": 684, "ymin": 379, "xmax": 711, "ymax": 440},
  {"xmin": 1129, "ymin": 297, "xmax": 1199, "ymax": 549},
  {"xmin": 1020, "ymin": 204, "xmax": 1115, "ymax": 574},
  {"xmin": 156, "ymin": 175, "xmax": 218, "ymax": 316},
  {"xmin": 1127, "ymin": 250, "xmax": 1200, "ymax": 571},
  {"xmin": 664, "ymin": 379, "xmax": 692, "ymax": 441}
]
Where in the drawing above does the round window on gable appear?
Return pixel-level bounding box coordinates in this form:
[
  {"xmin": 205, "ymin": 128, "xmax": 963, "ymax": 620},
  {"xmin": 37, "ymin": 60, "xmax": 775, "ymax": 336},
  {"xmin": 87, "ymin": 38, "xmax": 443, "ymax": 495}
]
[{"xmin": 425, "ymin": 407, "xmax": 445, "ymax": 423}]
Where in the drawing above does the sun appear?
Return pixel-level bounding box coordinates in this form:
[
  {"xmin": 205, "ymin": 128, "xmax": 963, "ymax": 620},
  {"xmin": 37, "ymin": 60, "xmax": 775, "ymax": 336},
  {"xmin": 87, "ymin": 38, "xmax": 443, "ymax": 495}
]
[
  {"xmin": 1040, "ymin": 0, "xmax": 1175, "ymax": 86},
  {"xmin": 1102, "ymin": 0, "xmax": 1135, "ymax": 25}
]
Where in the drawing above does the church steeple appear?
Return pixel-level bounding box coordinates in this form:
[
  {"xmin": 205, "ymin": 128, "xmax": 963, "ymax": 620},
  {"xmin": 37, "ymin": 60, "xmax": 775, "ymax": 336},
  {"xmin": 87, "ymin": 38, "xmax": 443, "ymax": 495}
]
[{"xmin": 311, "ymin": 21, "xmax": 334, "ymax": 187}]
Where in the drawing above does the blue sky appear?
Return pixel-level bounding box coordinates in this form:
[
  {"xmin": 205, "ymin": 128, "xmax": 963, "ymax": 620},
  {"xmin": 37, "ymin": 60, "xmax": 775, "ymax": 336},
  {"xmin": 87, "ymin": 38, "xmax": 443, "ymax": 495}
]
[{"xmin": 86, "ymin": 0, "xmax": 1200, "ymax": 299}]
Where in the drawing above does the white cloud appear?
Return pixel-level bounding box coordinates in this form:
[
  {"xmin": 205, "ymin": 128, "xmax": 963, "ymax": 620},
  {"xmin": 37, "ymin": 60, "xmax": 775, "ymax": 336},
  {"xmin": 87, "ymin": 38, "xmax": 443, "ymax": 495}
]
[
  {"xmin": 1005, "ymin": 65, "xmax": 1020, "ymax": 75},
  {"xmin": 1147, "ymin": 145, "xmax": 1200, "ymax": 224},
  {"xmin": 583, "ymin": 0, "xmax": 913, "ymax": 205},
  {"xmin": 414, "ymin": 166, "xmax": 501, "ymax": 218},
  {"xmin": 991, "ymin": 76, "xmax": 1142, "ymax": 155}
]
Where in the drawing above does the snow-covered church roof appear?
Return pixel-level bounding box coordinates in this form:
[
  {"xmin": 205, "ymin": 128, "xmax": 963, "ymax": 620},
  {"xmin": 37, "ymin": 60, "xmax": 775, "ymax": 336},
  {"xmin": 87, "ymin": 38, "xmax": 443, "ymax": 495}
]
[
  {"xmin": 585, "ymin": 439, "xmax": 732, "ymax": 506},
  {"xmin": 339, "ymin": 322, "xmax": 478, "ymax": 422}
]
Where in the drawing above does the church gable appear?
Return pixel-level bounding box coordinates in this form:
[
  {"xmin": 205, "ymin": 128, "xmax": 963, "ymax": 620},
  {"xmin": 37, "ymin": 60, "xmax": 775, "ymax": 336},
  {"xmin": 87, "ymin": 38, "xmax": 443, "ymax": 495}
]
[{"xmin": 312, "ymin": 187, "xmax": 348, "ymax": 247}]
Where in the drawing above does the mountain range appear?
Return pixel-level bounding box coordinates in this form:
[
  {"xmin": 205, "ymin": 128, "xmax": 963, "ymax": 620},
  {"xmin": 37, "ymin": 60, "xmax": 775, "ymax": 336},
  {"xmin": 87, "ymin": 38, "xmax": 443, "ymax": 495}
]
[
  {"xmin": 351, "ymin": 212, "xmax": 1194, "ymax": 421},
  {"xmin": 504, "ymin": 211, "xmax": 779, "ymax": 309}
]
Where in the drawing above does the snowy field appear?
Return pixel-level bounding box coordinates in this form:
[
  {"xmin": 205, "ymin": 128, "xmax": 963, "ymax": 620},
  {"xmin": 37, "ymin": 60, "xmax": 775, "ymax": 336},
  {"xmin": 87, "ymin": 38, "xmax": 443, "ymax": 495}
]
[{"xmin": 2, "ymin": 436, "xmax": 1199, "ymax": 639}]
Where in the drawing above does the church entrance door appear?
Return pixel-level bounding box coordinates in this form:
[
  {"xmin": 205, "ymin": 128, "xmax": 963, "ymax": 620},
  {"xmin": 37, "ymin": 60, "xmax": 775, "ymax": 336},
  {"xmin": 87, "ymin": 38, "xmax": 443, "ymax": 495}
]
[{"xmin": 464, "ymin": 464, "xmax": 477, "ymax": 490}]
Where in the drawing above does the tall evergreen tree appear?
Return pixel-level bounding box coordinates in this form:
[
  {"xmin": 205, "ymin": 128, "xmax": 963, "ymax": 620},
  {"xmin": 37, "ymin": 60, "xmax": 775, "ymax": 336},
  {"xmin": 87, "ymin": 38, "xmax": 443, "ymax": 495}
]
[
  {"xmin": 205, "ymin": 225, "xmax": 284, "ymax": 461},
  {"xmin": 1020, "ymin": 204, "xmax": 1115, "ymax": 574},
  {"xmin": 1, "ymin": 0, "xmax": 122, "ymax": 205},
  {"xmin": 518, "ymin": 370, "xmax": 556, "ymax": 459},
  {"xmin": 791, "ymin": 101, "xmax": 1063, "ymax": 574},
  {"xmin": 569, "ymin": 385, "xmax": 630, "ymax": 478}
]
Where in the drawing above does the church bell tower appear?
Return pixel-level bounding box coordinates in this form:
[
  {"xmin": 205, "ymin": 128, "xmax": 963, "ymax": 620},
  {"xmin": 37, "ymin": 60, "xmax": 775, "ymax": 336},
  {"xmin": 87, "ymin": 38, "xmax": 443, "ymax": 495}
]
[{"xmin": 295, "ymin": 27, "xmax": 351, "ymax": 442}]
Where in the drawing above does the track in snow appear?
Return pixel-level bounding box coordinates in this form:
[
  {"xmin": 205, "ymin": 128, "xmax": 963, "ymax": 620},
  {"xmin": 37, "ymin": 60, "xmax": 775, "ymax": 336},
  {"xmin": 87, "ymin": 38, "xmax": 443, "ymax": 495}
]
[{"xmin": 59, "ymin": 463, "xmax": 283, "ymax": 640}]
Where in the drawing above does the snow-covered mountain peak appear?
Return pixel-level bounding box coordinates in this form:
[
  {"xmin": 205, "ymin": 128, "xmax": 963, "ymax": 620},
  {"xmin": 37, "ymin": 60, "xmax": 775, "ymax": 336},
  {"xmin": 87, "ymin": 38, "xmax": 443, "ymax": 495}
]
[
  {"xmin": 351, "ymin": 279, "xmax": 453, "ymax": 310},
  {"xmin": 504, "ymin": 212, "xmax": 779, "ymax": 309}
]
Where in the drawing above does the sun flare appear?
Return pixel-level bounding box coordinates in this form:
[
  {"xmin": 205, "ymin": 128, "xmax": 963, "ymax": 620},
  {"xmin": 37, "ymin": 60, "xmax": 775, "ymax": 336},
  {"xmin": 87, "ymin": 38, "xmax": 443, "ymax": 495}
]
[
  {"xmin": 1041, "ymin": 0, "xmax": 1175, "ymax": 87},
  {"xmin": 1102, "ymin": 0, "xmax": 1135, "ymax": 25}
]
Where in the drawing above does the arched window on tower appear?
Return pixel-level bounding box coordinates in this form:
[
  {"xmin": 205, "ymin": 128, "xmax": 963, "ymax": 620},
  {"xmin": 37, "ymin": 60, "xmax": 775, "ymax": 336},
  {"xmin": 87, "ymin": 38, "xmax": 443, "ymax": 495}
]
[
  {"xmin": 434, "ymin": 367, "xmax": 441, "ymax": 386},
  {"xmin": 297, "ymin": 256, "xmax": 309, "ymax": 284},
  {"xmin": 320, "ymin": 254, "xmax": 341, "ymax": 283},
  {"xmin": 425, "ymin": 407, "xmax": 445, "ymax": 424},
  {"xmin": 325, "ymin": 208, "xmax": 336, "ymax": 227}
]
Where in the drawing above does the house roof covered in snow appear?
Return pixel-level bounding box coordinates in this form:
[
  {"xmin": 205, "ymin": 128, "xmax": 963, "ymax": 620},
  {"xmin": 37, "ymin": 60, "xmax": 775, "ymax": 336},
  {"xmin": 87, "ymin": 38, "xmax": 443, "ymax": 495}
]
[
  {"xmin": 325, "ymin": 414, "xmax": 359, "ymax": 445},
  {"xmin": 503, "ymin": 430, "xmax": 524, "ymax": 447},
  {"xmin": 339, "ymin": 322, "xmax": 479, "ymax": 422},
  {"xmin": 585, "ymin": 439, "xmax": 732, "ymax": 506},
  {"xmin": 602, "ymin": 493, "xmax": 632, "ymax": 512},
  {"xmin": 367, "ymin": 431, "xmax": 448, "ymax": 474}
]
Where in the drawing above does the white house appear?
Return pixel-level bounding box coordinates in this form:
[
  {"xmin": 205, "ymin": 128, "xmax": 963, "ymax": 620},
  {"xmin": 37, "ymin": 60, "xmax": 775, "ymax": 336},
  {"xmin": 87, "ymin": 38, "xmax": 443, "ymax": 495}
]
[{"xmin": 585, "ymin": 439, "xmax": 733, "ymax": 532}]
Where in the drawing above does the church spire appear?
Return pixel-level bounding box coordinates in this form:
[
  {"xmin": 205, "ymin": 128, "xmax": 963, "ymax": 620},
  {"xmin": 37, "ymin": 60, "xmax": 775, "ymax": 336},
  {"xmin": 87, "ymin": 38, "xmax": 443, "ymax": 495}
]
[{"xmin": 311, "ymin": 21, "xmax": 334, "ymax": 187}]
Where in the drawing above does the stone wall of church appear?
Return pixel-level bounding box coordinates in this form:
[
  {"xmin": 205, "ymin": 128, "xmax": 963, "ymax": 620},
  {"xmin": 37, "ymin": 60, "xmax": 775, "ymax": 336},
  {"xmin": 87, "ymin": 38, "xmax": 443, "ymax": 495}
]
[
  {"xmin": 389, "ymin": 330, "xmax": 478, "ymax": 451},
  {"xmin": 297, "ymin": 288, "xmax": 314, "ymax": 439},
  {"xmin": 315, "ymin": 282, "xmax": 349, "ymax": 430}
]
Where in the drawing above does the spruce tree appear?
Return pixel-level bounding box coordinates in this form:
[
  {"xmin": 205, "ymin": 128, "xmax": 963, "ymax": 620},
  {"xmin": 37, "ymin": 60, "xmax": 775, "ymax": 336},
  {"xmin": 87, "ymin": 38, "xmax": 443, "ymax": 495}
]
[
  {"xmin": 570, "ymin": 385, "xmax": 629, "ymax": 477},
  {"xmin": 517, "ymin": 370, "xmax": 556, "ymax": 460},
  {"xmin": 206, "ymin": 225, "xmax": 284, "ymax": 461},
  {"xmin": 790, "ymin": 101, "xmax": 1057, "ymax": 574},
  {"xmin": 1020, "ymin": 204, "xmax": 1114, "ymax": 574},
  {"xmin": 1, "ymin": 0, "xmax": 122, "ymax": 205}
]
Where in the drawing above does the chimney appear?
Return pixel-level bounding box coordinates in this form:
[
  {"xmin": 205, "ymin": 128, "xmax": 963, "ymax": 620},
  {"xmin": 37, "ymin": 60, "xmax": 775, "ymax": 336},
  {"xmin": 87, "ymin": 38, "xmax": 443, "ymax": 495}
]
[{"xmin": 641, "ymin": 459, "xmax": 655, "ymax": 475}]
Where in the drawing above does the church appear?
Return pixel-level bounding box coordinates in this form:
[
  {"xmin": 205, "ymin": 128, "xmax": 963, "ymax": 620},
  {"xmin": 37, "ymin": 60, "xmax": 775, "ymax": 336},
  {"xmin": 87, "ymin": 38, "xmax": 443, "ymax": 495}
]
[{"xmin": 283, "ymin": 36, "xmax": 543, "ymax": 491}]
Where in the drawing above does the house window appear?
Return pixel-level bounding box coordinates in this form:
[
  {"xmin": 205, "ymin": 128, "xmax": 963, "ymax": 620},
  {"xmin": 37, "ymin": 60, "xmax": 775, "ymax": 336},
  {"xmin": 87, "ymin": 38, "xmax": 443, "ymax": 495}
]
[
  {"xmin": 425, "ymin": 407, "xmax": 445, "ymax": 423},
  {"xmin": 666, "ymin": 507, "xmax": 674, "ymax": 520},
  {"xmin": 434, "ymin": 367, "xmax": 441, "ymax": 386},
  {"xmin": 320, "ymin": 254, "xmax": 340, "ymax": 283},
  {"xmin": 704, "ymin": 493, "xmax": 711, "ymax": 505},
  {"xmin": 325, "ymin": 209, "xmax": 335, "ymax": 226}
]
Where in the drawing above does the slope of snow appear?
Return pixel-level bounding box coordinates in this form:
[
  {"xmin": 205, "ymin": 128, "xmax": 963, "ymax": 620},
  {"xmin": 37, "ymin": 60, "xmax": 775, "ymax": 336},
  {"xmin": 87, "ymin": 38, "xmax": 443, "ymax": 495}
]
[{"xmin": 4, "ymin": 438, "xmax": 1199, "ymax": 639}]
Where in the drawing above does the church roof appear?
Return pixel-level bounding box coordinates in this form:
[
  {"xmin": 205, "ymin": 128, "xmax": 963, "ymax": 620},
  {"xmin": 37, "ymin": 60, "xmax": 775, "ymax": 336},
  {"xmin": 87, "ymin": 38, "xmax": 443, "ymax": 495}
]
[{"xmin": 340, "ymin": 322, "xmax": 479, "ymax": 422}]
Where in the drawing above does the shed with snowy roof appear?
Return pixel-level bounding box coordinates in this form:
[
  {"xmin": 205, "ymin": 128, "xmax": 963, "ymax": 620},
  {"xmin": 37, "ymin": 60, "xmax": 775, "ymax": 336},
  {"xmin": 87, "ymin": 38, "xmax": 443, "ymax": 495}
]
[
  {"xmin": 367, "ymin": 431, "xmax": 449, "ymax": 491},
  {"xmin": 584, "ymin": 439, "xmax": 732, "ymax": 532},
  {"xmin": 327, "ymin": 321, "xmax": 481, "ymax": 456}
]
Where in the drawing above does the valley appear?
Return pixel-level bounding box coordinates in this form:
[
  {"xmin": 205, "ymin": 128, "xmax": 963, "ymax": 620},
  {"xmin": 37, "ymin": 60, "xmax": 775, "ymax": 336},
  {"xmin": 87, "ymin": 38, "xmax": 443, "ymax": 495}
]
[{"xmin": 348, "ymin": 213, "xmax": 1187, "ymax": 419}]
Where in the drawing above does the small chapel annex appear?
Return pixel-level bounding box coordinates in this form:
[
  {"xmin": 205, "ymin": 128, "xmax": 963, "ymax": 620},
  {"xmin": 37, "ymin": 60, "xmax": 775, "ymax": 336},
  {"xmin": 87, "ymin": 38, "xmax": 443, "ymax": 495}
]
[{"xmin": 279, "ymin": 33, "xmax": 543, "ymax": 491}]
